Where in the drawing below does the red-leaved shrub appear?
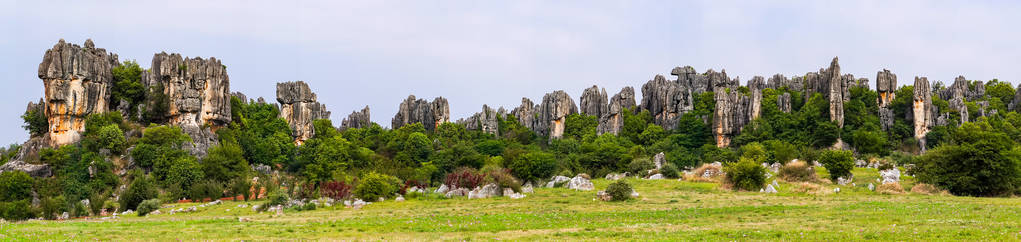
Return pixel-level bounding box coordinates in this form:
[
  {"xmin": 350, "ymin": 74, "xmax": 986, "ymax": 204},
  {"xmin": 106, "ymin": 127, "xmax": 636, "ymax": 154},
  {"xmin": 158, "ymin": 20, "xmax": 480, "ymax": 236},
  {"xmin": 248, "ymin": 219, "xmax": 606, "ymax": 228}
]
[
  {"xmin": 320, "ymin": 181, "xmax": 352, "ymax": 200},
  {"xmin": 444, "ymin": 167, "xmax": 484, "ymax": 189}
]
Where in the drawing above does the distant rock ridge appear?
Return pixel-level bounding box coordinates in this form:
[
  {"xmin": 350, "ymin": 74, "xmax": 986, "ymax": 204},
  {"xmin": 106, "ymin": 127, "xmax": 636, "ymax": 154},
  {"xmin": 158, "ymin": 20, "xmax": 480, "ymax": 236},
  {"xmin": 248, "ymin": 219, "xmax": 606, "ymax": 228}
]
[
  {"xmin": 340, "ymin": 106, "xmax": 371, "ymax": 130},
  {"xmin": 392, "ymin": 95, "xmax": 450, "ymax": 132}
]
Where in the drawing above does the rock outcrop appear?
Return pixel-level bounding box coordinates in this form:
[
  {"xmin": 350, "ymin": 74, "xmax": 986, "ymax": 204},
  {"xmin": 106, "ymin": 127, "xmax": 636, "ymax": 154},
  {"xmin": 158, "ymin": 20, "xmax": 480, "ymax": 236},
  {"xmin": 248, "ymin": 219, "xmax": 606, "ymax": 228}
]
[
  {"xmin": 712, "ymin": 87, "xmax": 753, "ymax": 147},
  {"xmin": 534, "ymin": 91, "xmax": 577, "ymax": 139},
  {"xmin": 37, "ymin": 39, "xmax": 119, "ymax": 146},
  {"xmin": 0, "ymin": 160, "xmax": 52, "ymax": 178},
  {"xmin": 579, "ymin": 85, "xmax": 608, "ymax": 118},
  {"xmin": 801, "ymin": 57, "xmax": 845, "ymax": 128},
  {"xmin": 392, "ymin": 95, "xmax": 450, "ymax": 132},
  {"xmin": 509, "ymin": 98, "xmax": 537, "ymax": 131},
  {"xmin": 597, "ymin": 87, "xmax": 636, "ymax": 135},
  {"xmin": 912, "ymin": 77, "xmax": 935, "ymax": 151},
  {"xmin": 460, "ymin": 105, "xmax": 500, "ymax": 135},
  {"xmin": 277, "ymin": 81, "xmax": 331, "ymax": 144},
  {"xmin": 146, "ymin": 52, "xmax": 232, "ymax": 128},
  {"xmin": 876, "ymin": 69, "xmax": 897, "ymax": 130},
  {"xmin": 777, "ymin": 92, "xmax": 792, "ymax": 113},
  {"xmin": 639, "ymin": 75, "xmax": 692, "ymax": 129},
  {"xmin": 340, "ymin": 106, "xmax": 371, "ymax": 130},
  {"xmin": 747, "ymin": 76, "xmax": 765, "ymax": 120},
  {"xmin": 1010, "ymin": 84, "xmax": 1021, "ymax": 112}
]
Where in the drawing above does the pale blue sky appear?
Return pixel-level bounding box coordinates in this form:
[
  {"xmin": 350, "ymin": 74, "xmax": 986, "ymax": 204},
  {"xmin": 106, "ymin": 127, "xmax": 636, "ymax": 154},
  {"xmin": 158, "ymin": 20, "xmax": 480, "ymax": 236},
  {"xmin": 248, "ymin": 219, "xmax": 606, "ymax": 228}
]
[{"xmin": 1, "ymin": 0, "xmax": 1019, "ymax": 145}]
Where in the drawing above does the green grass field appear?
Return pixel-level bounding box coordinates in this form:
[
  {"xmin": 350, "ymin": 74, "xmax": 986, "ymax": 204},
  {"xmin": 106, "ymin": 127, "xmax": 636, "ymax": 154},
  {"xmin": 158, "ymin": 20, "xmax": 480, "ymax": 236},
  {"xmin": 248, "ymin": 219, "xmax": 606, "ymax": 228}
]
[{"xmin": 2, "ymin": 167, "xmax": 1020, "ymax": 241}]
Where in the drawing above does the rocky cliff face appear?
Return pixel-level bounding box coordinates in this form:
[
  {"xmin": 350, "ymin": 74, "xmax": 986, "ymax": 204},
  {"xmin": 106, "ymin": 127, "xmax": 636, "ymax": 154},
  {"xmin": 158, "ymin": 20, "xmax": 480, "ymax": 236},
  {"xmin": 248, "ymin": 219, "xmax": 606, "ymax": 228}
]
[
  {"xmin": 340, "ymin": 106, "xmax": 371, "ymax": 130},
  {"xmin": 712, "ymin": 87, "xmax": 753, "ymax": 147},
  {"xmin": 277, "ymin": 81, "xmax": 331, "ymax": 145},
  {"xmin": 146, "ymin": 52, "xmax": 233, "ymax": 157},
  {"xmin": 534, "ymin": 91, "xmax": 577, "ymax": 139},
  {"xmin": 392, "ymin": 95, "xmax": 450, "ymax": 132},
  {"xmin": 509, "ymin": 98, "xmax": 537, "ymax": 131},
  {"xmin": 777, "ymin": 93, "xmax": 792, "ymax": 113},
  {"xmin": 460, "ymin": 104, "xmax": 500, "ymax": 135},
  {"xmin": 748, "ymin": 76, "xmax": 765, "ymax": 121},
  {"xmin": 147, "ymin": 52, "xmax": 232, "ymax": 128},
  {"xmin": 37, "ymin": 39, "xmax": 119, "ymax": 146},
  {"xmin": 1010, "ymin": 83, "xmax": 1021, "ymax": 112},
  {"xmin": 801, "ymin": 57, "xmax": 845, "ymax": 128},
  {"xmin": 579, "ymin": 86, "xmax": 608, "ymax": 118},
  {"xmin": 912, "ymin": 77, "xmax": 935, "ymax": 151},
  {"xmin": 597, "ymin": 87, "xmax": 636, "ymax": 135},
  {"xmin": 639, "ymin": 75, "xmax": 692, "ymax": 129},
  {"xmin": 876, "ymin": 69, "xmax": 897, "ymax": 130}
]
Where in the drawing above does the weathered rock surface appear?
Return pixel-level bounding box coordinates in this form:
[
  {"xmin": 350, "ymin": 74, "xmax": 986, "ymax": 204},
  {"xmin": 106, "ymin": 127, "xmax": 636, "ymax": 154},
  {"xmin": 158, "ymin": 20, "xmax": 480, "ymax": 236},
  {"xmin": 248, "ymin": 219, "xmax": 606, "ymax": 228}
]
[
  {"xmin": 545, "ymin": 176, "xmax": 571, "ymax": 188},
  {"xmin": 534, "ymin": 91, "xmax": 577, "ymax": 139},
  {"xmin": 392, "ymin": 95, "xmax": 449, "ymax": 132},
  {"xmin": 0, "ymin": 160, "xmax": 52, "ymax": 178},
  {"xmin": 640, "ymin": 75, "xmax": 692, "ymax": 129},
  {"xmin": 37, "ymin": 39, "xmax": 119, "ymax": 146},
  {"xmin": 777, "ymin": 92, "xmax": 792, "ymax": 113},
  {"xmin": 597, "ymin": 87, "xmax": 636, "ymax": 135},
  {"xmin": 712, "ymin": 87, "xmax": 753, "ymax": 147},
  {"xmin": 876, "ymin": 69, "xmax": 897, "ymax": 130},
  {"xmin": 509, "ymin": 98, "xmax": 537, "ymax": 131},
  {"xmin": 340, "ymin": 106, "xmax": 371, "ymax": 130},
  {"xmin": 800, "ymin": 57, "xmax": 845, "ymax": 128},
  {"xmin": 277, "ymin": 81, "xmax": 331, "ymax": 145},
  {"xmin": 879, "ymin": 168, "xmax": 901, "ymax": 184},
  {"xmin": 459, "ymin": 105, "xmax": 500, "ymax": 135},
  {"xmin": 1010, "ymin": 84, "xmax": 1021, "ymax": 111},
  {"xmin": 147, "ymin": 52, "xmax": 232, "ymax": 128},
  {"xmin": 579, "ymin": 85, "xmax": 608, "ymax": 118},
  {"xmin": 566, "ymin": 175, "xmax": 594, "ymax": 191},
  {"xmin": 748, "ymin": 76, "xmax": 765, "ymax": 121},
  {"xmin": 912, "ymin": 77, "xmax": 935, "ymax": 151},
  {"xmin": 467, "ymin": 184, "xmax": 500, "ymax": 199}
]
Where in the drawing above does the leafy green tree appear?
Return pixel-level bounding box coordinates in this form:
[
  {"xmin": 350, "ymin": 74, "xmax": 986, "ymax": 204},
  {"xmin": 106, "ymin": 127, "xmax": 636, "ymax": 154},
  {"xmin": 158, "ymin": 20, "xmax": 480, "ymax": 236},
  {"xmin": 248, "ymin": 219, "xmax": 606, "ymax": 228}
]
[
  {"xmin": 354, "ymin": 172, "xmax": 401, "ymax": 200},
  {"xmin": 21, "ymin": 105, "xmax": 48, "ymax": 138},
  {"xmin": 202, "ymin": 143, "xmax": 249, "ymax": 183},
  {"xmin": 739, "ymin": 142, "xmax": 768, "ymax": 164},
  {"xmin": 563, "ymin": 114, "xmax": 597, "ymax": 141},
  {"xmin": 724, "ymin": 157, "xmax": 767, "ymax": 191},
  {"xmin": 111, "ymin": 60, "xmax": 146, "ymax": 118},
  {"xmin": 120, "ymin": 171, "xmax": 158, "ymax": 210},
  {"xmin": 506, "ymin": 150, "xmax": 556, "ymax": 182},
  {"xmin": 638, "ymin": 124, "xmax": 665, "ymax": 146},
  {"xmin": 0, "ymin": 171, "xmax": 33, "ymax": 202},
  {"xmin": 819, "ymin": 150, "xmax": 854, "ymax": 181},
  {"xmin": 578, "ymin": 133, "xmax": 633, "ymax": 177},
  {"xmin": 985, "ymin": 79, "xmax": 1016, "ymax": 111},
  {"xmin": 914, "ymin": 122, "xmax": 1021, "ymax": 196}
]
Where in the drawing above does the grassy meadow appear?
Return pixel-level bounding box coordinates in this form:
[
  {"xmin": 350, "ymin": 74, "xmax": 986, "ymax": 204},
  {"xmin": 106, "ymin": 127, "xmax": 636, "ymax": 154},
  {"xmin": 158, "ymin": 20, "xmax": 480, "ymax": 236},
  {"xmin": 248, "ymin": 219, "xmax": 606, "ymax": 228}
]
[{"xmin": 2, "ymin": 167, "xmax": 1020, "ymax": 241}]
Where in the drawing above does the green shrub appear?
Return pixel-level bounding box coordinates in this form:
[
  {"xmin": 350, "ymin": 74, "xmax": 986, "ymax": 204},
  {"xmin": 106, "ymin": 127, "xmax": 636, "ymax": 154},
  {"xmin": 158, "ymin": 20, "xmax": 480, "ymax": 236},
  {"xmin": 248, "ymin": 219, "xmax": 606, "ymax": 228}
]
[
  {"xmin": 21, "ymin": 106, "xmax": 48, "ymax": 138},
  {"xmin": 914, "ymin": 126, "xmax": 1021, "ymax": 196},
  {"xmin": 0, "ymin": 200, "xmax": 36, "ymax": 221},
  {"xmin": 627, "ymin": 158, "xmax": 655, "ymax": 175},
  {"xmin": 486, "ymin": 168, "xmax": 521, "ymax": 193},
  {"xmin": 355, "ymin": 172, "xmax": 401, "ymax": 200},
  {"xmin": 605, "ymin": 180, "xmax": 632, "ymax": 201},
  {"xmin": 259, "ymin": 190, "xmax": 289, "ymax": 212},
  {"xmin": 89, "ymin": 192, "xmax": 108, "ymax": 216},
  {"xmin": 120, "ymin": 172, "xmax": 158, "ymax": 210},
  {"xmin": 506, "ymin": 151, "xmax": 556, "ymax": 183},
  {"xmin": 95, "ymin": 124, "xmax": 127, "ymax": 153},
  {"xmin": 39, "ymin": 196, "xmax": 65, "ymax": 220},
  {"xmin": 103, "ymin": 200, "xmax": 119, "ymax": 214},
  {"xmin": 0, "ymin": 171, "xmax": 34, "ymax": 202},
  {"xmin": 660, "ymin": 163, "xmax": 680, "ymax": 179},
  {"xmin": 229, "ymin": 178, "xmax": 252, "ymax": 201},
  {"xmin": 819, "ymin": 150, "xmax": 854, "ymax": 181},
  {"xmin": 189, "ymin": 180, "xmax": 223, "ymax": 201},
  {"xmin": 724, "ymin": 158, "xmax": 767, "ymax": 191},
  {"xmin": 136, "ymin": 199, "xmax": 161, "ymax": 216}
]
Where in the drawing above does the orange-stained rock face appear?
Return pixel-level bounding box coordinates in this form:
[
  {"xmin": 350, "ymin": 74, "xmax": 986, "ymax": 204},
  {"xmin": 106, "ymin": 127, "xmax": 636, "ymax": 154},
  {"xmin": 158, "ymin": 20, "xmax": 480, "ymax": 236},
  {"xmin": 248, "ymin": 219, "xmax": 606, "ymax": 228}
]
[{"xmin": 37, "ymin": 39, "xmax": 117, "ymax": 147}]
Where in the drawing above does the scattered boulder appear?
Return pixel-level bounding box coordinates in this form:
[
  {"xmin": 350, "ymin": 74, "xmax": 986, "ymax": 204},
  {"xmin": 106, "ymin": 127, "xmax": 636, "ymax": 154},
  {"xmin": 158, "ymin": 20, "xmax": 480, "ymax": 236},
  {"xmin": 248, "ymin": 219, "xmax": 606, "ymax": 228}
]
[
  {"xmin": 434, "ymin": 184, "xmax": 449, "ymax": 194},
  {"xmin": 503, "ymin": 188, "xmax": 526, "ymax": 199},
  {"xmin": 868, "ymin": 183, "xmax": 875, "ymax": 191},
  {"xmin": 395, "ymin": 195, "xmax": 405, "ymax": 202},
  {"xmin": 468, "ymin": 184, "xmax": 500, "ymax": 199},
  {"xmin": 653, "ymin": 152, "xmax": 666, "ymax": 170},
  {"xmin": 605, "ymin": 173, "xmax": 628, "ymax": 181},
  {"xmin": 879, "ymin": 168, "xmax": 901, "ymax": 184},
  {"xmin": 762, "ymin": 184, "xmax": 778, "ymax": 193},
  {"xmin": 647, "ymin": 174, "xmax": 664, "ymax": 180},
  {"xmin": 445, "ymin": 188, "xmax": 469, "ymax": 198},
  {"xmin": 836, "ymin": 176, "xmax": 853, "ymax": 186},
  {"xmin": 566, "ymin": 175, "xmax": 594, "ymax": 191},
  {"xmin": 545, "ymin": 176, "xmax": 571, "ymax": 188},
  {"xmin": 0, "ymin": 160, "xmax": 52, "ymax": 178},
  {"xmin": 521, "ymin": 182, "xmax": 534, "ymax": 193}
]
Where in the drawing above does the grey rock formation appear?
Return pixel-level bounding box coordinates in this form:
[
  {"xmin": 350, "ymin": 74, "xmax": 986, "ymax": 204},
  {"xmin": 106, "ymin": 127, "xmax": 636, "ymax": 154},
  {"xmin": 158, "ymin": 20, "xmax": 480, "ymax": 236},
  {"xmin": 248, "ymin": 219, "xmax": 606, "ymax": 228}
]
[
  {"xmin": 37, "ymin": 39, "xmax": 119, "ymax": 146},
  {"xmin": 940, "ymin": 76, "xmax": 984, "ymax": 101},
  {"xmin": 747, "ymin": 76, "xmax": 765, "ymax": 121},
  {"xmin": 392, "ymin": 95, "xmax": 450, "ymax": 132},
  {"xmin": 597, "ymin": 87, "xmax": 635, "ymax": 135},
  {"xmin": 767, "ymin": 74, "xmax": 802, "ymax": 91},
  {"xmin": 1010, "ymin": 84, "xmax": 1021, "ymax": 111},
  {"xmin": 950, "ymin": 94, "xmax": 969, "ymax": 125},
  {"xmin": 277, "ymin": 81, "xmax": 331, "ymax": 144},
  {"xmin": 912, "ymin": 77, "xmax": 935, "ymax": 151},
  {"xmin": 579, "ymin": 85, "xmax": 608, "ymax": 118},
  {"xmin": 566, "ymin": 175, "xmax": 594, "ymax": 191},
  {"xmin": 534, "ymin": 90, "xmax": 577, "ymax": 139},
  {"xmin": 801, "ymin": 57, "xmax": 845, "ymax": 128},
  {"xmin": 640, "ymin": 75, "xmax": 692, "ymax": 129},
  {"xmin": 712, "ymin": 87, "xmax": 753, "ymax": 147},
  {"xmin": 230, "ymin": 92, "xmax": 248, "ymax": 104},
  {"xmin": 340, "ymin": 106, "xmax": 371, "ymax": 130},
  {"xmin": 0, "ymin": 160, "xmax": 52, "ymax": 178},
  {"xmin": 777, "ymin": 92, "xmax": 792, "ymax": 113},
  {"xmin": 460, "ymin": 104, "xmax": 500, "ymax": 135},
  {"xmin": 509, "ymin": 98, "xmax": 537, "ymax": 131},
  {"xmin": 146, "ymin": 52, "xmax": 232, "ymax": 128},
  {"xmin": 876, "ymin": 69, "xmax": 897, "ymax": 130}
]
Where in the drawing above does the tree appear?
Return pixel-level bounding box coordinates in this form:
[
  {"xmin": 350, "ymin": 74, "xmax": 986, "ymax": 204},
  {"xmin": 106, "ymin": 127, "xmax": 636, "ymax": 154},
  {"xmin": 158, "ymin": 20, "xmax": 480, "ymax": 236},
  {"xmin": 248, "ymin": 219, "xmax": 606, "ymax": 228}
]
[
  {"xmin": 354, "ymin": 172, "xmax": 400, "ymax": 200},
  {"xmin": 120, "ymin": 171, "xmax": 158, "ymax": 210},
  {"xmin": 0, "ymin": 171, "xmax": 33, "ymax": 202},
  {"xmin": 202, "ymin": 143, "xmax": 249, "ymax": 183},
  {"xmin": 563, "ymin": 114, "xmax": 597, "ymax": 141},
  {"xmin": 914, "ymin": 122, "xmax": 1021, "ymax": 196},
  {"xmin": 819, "ymin": 150, "xmax": 854, "ymax": 181},
  {"xmin": 111, "ymin": 60, "xmax": 146, "ymax": 118},
  {"xmin": 507, "ymin": 150, "xmax": 556, "ymax": 182},
  {"xmin": 21, "ymin": 106, "xmax": 48, "ymax": 138}
]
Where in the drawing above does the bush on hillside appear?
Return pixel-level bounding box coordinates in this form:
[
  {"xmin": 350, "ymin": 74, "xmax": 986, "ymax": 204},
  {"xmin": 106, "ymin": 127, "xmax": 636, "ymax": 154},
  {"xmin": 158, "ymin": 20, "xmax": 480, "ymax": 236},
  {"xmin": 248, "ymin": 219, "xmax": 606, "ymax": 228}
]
[
  {"xmin": 0, "ymin": 200, "xmax": 35, "ymax": 221},
  {"xmin": 0, "ymin": 171, "xmax": 34, "ymax": 202},
  {"xmin": 627, "ymin": 158, "xmax": 655, "ymax": 175},
  {"xmin": 660, "ymin": 163, "xmax": 680, "ymax": 179},
  {"xmin": 188, "ymin": 180, "xmax": 223, "ymax": 201},
  {"xmin": 136, "ymin": 199, "xmax": 161, "ymax": 216},
  {"xmin": 724, "ymin": 158, "xmax": 767, "ymax": 191},
  {"xmin": 819, "ymin": 150, "xmax": 854, "ymax": 181},
  {"xmin": 354, "ymin": 172, "xmax": 401, "ymax": 200},
  {"xmin": 120, "ymin": 172, "xmax": 158, "ymax": 210},
  {"xmin": 606, "ymin": 180, "xmax": 633, "ymax": 201},
  {"xmin": 444, "ymin": 167, "xmax": 484, "ymax": 189}
]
